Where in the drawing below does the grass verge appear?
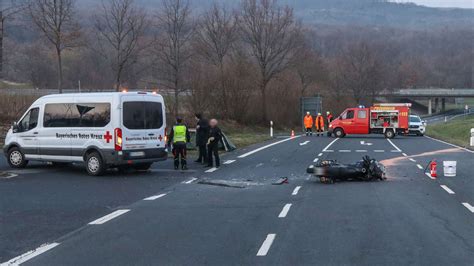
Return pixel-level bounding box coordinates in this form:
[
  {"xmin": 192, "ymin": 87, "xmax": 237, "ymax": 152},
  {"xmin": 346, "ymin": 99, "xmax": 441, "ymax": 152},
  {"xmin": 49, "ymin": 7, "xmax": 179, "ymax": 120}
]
[{"xmin": 426, "ymin": 116, "xmax": 474, "ymax": 149}]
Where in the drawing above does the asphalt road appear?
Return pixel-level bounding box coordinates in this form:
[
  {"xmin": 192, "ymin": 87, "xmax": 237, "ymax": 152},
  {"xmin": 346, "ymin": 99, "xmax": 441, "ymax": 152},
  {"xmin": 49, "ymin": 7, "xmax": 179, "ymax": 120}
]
[{"xmin": 1, "ymin": 134, "xmax": 473, "ymax": 265}]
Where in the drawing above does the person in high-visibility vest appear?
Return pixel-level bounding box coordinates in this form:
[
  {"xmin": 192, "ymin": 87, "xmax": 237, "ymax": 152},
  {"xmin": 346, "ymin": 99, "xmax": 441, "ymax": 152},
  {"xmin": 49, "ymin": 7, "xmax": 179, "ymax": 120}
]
[
  {"xmin": 168, "ymin": 117, "xmax": 190, "ymax": 170},
  {"xmin": 303, "ymin": 112, "xmax": 314, "ymax": 136},
  {"xmin": 326, "ymin": 111, "xmax": 333, "ymax": 123},
  {"xmin": 315, "ymin": 113, "xmax": 325, "ymax": 136}
]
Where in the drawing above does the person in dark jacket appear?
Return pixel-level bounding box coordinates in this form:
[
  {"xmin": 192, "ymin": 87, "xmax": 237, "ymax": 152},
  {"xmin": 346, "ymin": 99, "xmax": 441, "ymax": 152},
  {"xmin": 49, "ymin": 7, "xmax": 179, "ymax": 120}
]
[
  {"xmin": 168, "ymin": 117, "xmax": 191, "ymax": 170},
  {"xmin": 194, "ymin": 113, "xmax": 210, "ymax": 164},
  {"xmin": 207, "ymin": 119, "xmax": 222, "ymax": 168}
]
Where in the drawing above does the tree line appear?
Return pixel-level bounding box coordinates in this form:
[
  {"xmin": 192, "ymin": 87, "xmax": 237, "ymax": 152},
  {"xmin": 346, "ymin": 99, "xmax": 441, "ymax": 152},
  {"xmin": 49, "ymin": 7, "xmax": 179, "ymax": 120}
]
[{"xmin": 1, "ymin": 0, "xmax": 472, "ymax": 125}]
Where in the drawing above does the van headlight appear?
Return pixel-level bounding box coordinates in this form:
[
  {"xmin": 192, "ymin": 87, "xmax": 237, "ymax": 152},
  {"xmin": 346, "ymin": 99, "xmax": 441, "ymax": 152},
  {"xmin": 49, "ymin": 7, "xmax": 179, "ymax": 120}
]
[{"xmin": 329, "ymin": 124, "xmax": 333, "ymax": 128}]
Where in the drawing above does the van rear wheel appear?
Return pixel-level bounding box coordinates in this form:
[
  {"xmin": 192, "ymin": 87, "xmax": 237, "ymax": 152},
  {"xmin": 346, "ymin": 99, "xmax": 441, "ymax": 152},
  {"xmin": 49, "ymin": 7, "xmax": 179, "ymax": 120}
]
[
  {"xmin": 86, "ymin": 152, "xmax": 105, "ymax": 176},
  {"xmin": 384, "ymin": 129, "xmax": 395, "ymax": 139},
  {"xmin": 7, "ymin": 147, "xmax": 28, "ymax": 168}
]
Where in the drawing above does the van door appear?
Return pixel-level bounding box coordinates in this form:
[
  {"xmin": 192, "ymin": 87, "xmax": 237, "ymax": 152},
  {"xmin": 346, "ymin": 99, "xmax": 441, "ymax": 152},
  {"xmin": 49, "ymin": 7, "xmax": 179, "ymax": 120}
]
[
  {"xmin": 15, "ymin": 107, "xmax": 40, "ymax": 158},
  {"xmin": 121, "ymin": 96, "xmax": 166, "ymax": 154},
  {"xmin": 353, "ymin": 109, "xmax": 370, "ymax": 134},
  {"xmin": 340, "ymin": 109, "xmax": 356, "ymax": 134}
]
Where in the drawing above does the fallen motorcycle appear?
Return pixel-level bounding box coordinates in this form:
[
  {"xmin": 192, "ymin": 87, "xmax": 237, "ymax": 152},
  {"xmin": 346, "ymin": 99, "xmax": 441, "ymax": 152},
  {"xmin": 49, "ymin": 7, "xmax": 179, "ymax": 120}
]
[{"xmin": 307, "ymin": 156, "xmax": 386, "ymax": 184}]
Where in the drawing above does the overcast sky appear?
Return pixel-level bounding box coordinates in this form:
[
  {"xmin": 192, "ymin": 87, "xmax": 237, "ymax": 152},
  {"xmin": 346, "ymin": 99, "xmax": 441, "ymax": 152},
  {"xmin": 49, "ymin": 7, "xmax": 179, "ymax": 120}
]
[{"xmin": 392, "ymin": 0, "xmax": 474, "ymax": 8}]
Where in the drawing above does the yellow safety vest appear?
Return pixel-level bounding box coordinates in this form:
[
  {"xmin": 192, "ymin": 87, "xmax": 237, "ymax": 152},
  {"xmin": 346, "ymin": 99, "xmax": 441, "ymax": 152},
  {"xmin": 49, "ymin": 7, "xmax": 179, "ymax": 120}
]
[{"xmin": 173, "ymin": 125, "xmax": 187, "ymax": 143}]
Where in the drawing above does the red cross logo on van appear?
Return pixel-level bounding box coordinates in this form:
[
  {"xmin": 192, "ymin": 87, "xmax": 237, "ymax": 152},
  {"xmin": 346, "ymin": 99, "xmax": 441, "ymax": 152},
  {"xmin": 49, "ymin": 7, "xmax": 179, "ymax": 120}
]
[{"xmin": 104, "ymin": 131, "xmax": 113, "ymax": 143}]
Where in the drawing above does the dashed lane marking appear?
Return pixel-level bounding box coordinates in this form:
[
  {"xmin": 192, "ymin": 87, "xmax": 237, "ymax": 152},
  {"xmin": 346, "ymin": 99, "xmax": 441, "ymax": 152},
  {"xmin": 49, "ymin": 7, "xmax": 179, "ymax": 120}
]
[
  {"xmin": 440, "ymin": 185, "xmax": 455, "ymax": 194},
  {"xmin": 402, "ymin": 153, "xmax": 408, "ymax": 157},
  {"xmin": 416, "ymin": 164, "xmax": 424, "ymax": 170},
  {"xmin": 324, "ymin": 150, "xmax": 334, "ymax": 152},
  {"xmin": 299, "ymin": 141, "xmax": 310, "ymax": 146},
  {"xmin": 257, "ymin": 234, "xmax": 276, "ymax": 256},
  {"xmin": 238, "ymin": 136, "xmax": 301, "ymax": 158},
  {"xmin": 322, "ymin": 138, "xmax": 339, "ymax": 152},
  {"xmin": 313, "ymin": 158, "xmax": 319, "ymax": 163},
  {"xmin": 387, "ymin": 138, "xmax": 402, "ymax": 152},
  {"xmin": 374, "ymin": 150, "xmax": 385, "ymax": 153},
  {"xmin": 292, "ymin": 186, "xmax": 301, "ymax": 195},
  {"xmin": 205, "ymin": 167, "xmax": 218, "ymax": 173},
  {"xmin": 356, "ymin": 150, "xmax": 367, "ymax": 152},
  {"xmin": 182, "ymin": 178, "xmax": 198, "ymax": 184},
  {"xmin": 318, "ymin": 153, "xmax": 323, "ymax": 157},
  {"xmin": 409, "ymin": 158, "xmax": 416, "ymax": 162},
  {"xmin": 278, "ymin": 204, "xmax": 292, "ymax": 218},
  {"xmin": 223, "ymin": 160, "xmax": 236, "ymax": 165},
  {"xmin": 339, "ymin": 150, "xmax": 351, "ymax": 152},
  {"xmin": 462, "ymin": 202, "xmax": 474, "ymax": 213},
  {"xmin": 143, "ymin": 193, "xmax": 167, "ymax": 200},
  {"xmin": 1, "ymin": 242, "xmax": 60, "ymax": 265},
  {"xmin": 89, "ymin": 209, "xmax": 130, "ymax": 225}
]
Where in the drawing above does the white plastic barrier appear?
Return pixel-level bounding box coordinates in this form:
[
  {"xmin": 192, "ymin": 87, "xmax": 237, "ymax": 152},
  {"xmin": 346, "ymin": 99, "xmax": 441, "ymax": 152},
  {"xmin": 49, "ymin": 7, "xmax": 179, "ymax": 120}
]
[
  {"xmin": 443, "ymin": 161, "xmax": 457, "ymax": 177},
  {"xmin": 471, "ymin": 128, "xmax": 474, "ymax": 146}
]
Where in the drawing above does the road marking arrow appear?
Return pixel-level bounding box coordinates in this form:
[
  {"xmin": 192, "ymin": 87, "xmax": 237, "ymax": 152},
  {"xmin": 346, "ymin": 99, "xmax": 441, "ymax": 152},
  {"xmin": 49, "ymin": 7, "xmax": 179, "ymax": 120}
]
[
  {"xmin": 299, "ymin": 141, "xmax": 310, "ymax": 146},
  {"xmin": 360, "ymin": 140, "xmax": 373, "ymax": 146}
]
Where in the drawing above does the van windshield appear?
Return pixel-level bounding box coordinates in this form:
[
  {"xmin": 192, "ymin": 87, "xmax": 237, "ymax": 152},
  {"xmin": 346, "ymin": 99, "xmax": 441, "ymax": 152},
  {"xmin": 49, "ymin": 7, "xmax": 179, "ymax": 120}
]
[{"xmin": 123, "ymin": 101, "xmax": 163, "ymax": 129}]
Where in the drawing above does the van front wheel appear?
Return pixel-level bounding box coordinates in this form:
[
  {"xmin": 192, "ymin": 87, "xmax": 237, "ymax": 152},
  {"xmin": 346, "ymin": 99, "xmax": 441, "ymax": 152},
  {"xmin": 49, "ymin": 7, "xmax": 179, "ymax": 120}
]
[
  {"xmin": 86, "ymin": 152, "xmax": 105, "ymax": 176},
  {"xmin": 7, "ymin": 147, "xmax": 28, "ymax": 168},
  {"xmin": 384, "ymin": 129, "xmax": 395, "ymax": 139},
  {"xmin": 334, "ymin": 128, "xmax": 345, "ymax": 138}
]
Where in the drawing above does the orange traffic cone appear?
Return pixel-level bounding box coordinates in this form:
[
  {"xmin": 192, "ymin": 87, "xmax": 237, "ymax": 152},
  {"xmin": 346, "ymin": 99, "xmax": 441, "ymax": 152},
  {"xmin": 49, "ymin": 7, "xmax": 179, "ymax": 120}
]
[{"xmin": 291, "ymin": 130, "xmax": 295, "ymax": 138}]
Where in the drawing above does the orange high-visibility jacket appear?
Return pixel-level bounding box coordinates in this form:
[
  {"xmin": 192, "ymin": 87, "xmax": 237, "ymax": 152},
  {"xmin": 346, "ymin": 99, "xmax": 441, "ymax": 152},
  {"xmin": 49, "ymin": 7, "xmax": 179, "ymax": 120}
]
[
  {"xmin": 304, "ymin": 115, "xmax": 313, "ymax": 128},
  {"xmin": 315, "ymin": 115, "xmax": 325, "ymax": 130}
]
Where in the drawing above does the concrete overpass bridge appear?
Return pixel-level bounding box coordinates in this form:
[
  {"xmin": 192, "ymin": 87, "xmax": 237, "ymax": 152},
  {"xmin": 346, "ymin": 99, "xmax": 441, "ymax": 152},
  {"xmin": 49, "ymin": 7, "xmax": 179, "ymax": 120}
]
[{"xmin": 380, "ymin": 88, "xmax": 474, "ymax": 114}]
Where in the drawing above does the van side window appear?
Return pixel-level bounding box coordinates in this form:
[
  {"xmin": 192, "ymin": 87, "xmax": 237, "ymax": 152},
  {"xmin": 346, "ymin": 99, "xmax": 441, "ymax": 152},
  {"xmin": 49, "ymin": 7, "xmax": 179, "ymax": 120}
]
[
  {"xmin": 357, "ymin": 110, "xmax": 367, "ymax": 119},
  {"xmin": 18, "ymin": 107, "xmax": 39, "ymax": 132},
  {"xmin": 341, "ymin": 110, "xmax": 354, "ymax": 120},
  {"xmin": 44, "ymin": 103, "xmax": 110, "ymax": 127},
  {"xmin": 123, "ymin": 102, "xmax": 163, "ymax": 129}
]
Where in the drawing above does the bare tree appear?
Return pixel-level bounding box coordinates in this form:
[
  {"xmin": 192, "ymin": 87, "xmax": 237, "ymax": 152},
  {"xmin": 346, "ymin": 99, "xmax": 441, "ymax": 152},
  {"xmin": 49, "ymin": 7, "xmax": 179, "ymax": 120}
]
[
  {"xmin": 195, "ymin": 3, "xmax": 237, "ymax": 115},
  {"xmin": 240, "ymin": 0, "xmax": 300, "ymax": 121},
  {"xmin": 155, "ymin": 0, "xmax": 194, "ymax": 117},
  {"xmin": 94, "ymin": 0, "xmax": 148, "ymax": 92},
  {"xmin": 29, "ymin": 0, "xmax": 80, "ymax": 93},
  {"xmin": 0, "ymin": 0, "xmax": 29, "ymax": 79}
]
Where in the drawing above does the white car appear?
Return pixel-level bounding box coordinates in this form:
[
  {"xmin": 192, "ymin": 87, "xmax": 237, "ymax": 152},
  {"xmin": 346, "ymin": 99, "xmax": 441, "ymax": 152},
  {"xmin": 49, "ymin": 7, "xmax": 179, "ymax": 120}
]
[
  {"xmin": 408, "ymin": 115, "xmax": 426, "ymax": 136},
  {"xmin": 3, "ymin": 92, "xmax": 167, "ymax": 175}
]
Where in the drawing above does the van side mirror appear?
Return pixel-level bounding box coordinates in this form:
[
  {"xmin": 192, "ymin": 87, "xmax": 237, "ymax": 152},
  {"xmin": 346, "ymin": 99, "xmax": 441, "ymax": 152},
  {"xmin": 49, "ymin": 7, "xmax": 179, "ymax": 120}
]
[{"xmin": 12, "ymin": 122, "xmax": 19, "ymax": 133}]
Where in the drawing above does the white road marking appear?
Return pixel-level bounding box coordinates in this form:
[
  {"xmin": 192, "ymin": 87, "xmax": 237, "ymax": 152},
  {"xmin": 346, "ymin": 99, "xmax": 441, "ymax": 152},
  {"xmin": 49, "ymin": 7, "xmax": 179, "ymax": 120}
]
[
  {"xmin": 462, "ymin": 202, "xmax": 474, "ymax": 213},
  {"xmin": 409, "ymin": 158, "xmax": 416, "ymax": 162},
  {"xmin": 143, "ymin": 193, "xmax": 167, "ymax": 200},
  {"xmin": 238, "ymin": 136, "xmax": 301, "ymax": 158},
  {"xmin": 425, "ymin": 173, "xmax": 436, "ymax": 180},
  {"xmin": 322, "ymin": 138, "xmax": 339, "ymax": 151},
  {"xmin": 374, "ymin": 150, "xmax": 385, "ymax": 152},
  {"xmin": 318, "ymin": 153, "xmax": 323, "ymax": 156},
  {"xmin": 391, "ymin": 150, "xmax": 401, "ymax": 153},
  {"xmin": 278, "ymin": 204, "xmax": 292, "ymax": 218},
  {"xmin": 0, "ymin": 173, "xmax": 18, "ymax": 179},
  {"xmin": 89, "ymin": 209, "xmax": 130, "ymax": 225},
  {"xmin": 256, "ymin": 163, "xmax": 264, "ymax": 167},
  {"xmin": 223, "ymin": 160, "xmax": 236, "ymax": 165},
  {"xmin": 339, "ymin": 150, "xmax": 351, "ymax": 152},
  {"xmin": 324, "ymin": 150, "xmax": 334, "ymax": 152},
  {"xmin": 356, "ymin": 150, "xmax": 367, "ymax": 152},
  {"xmin": 424, "ymin": 135, "xmax": 474, "ymax": 154},
  {"xmin": 387, "ymin": 138, "xmax": 402, "ymax": 152},
  {"xmin": 299, "ymin": 141, "xmax": 310, "ymax": 146},
  {"xmin": 308, "ymin": 165, "xmax": 314, "ymax": 168},
  {"xmin": 257, "ymin": 234, "xmax": 276, "ymax": 256},
  {"xmin": 360, "ymin": 141, "xmax": 373, "ymax": 146},
  {"xmin": 2, "ymin": 242, "xmax": 60, "ymax": 265},
  {"xmin": 313, "ymin": 158, "xmax": 319, "ymax": 163},
  {"xmin": 416, "ymin": 164, "xmax": 423, "ymax": 170},
  {"xmin": 205, "ymin": 167, "xmax": 218, "ymax": 173},
  {"xmin": 440, "ymin": 185, "xmax": 455, "ymax": 194},
  {"xmin": 182, "ymin": 178, "xmax": 198, "ymax": 184},
  {"xmin": 292, "ymin": 186, "xmax": 301, "ymax": 195},
  {"xmin": 402, "ymin": 153, "xmax": 408, "ymax": 157}
]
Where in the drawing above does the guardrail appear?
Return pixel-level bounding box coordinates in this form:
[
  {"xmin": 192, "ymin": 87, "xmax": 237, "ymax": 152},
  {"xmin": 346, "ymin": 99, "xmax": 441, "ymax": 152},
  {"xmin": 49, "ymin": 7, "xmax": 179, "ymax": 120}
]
[{"xmin": 381, "ymin": 88, "xmax": 474, "ymax": 97}]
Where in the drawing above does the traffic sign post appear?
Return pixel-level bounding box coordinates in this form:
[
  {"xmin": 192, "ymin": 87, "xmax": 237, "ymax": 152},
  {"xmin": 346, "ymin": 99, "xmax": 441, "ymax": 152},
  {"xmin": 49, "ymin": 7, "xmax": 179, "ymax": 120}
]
[{"xmin": 471, "ymin": 128, "xmax": 474, "ymax": 147}]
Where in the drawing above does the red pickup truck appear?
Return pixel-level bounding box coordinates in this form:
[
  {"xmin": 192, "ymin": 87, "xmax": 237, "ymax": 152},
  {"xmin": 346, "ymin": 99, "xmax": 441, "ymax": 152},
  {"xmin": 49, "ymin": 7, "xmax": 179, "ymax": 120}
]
[{"xmin": 328, "ymin": 103, "xmax": 411, "ymax": 139}]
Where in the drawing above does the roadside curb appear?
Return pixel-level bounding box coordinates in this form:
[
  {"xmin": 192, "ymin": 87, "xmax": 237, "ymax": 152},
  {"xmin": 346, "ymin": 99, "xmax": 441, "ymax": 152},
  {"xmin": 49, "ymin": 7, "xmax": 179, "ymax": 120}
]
[{"xmin": 424, "ymin": 135, "xmax": 474, "ymax": 153}]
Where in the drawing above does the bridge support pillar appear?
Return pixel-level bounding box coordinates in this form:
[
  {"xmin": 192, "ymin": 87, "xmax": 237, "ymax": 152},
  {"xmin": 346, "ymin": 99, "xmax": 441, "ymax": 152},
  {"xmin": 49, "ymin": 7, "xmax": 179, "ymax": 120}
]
[
  {"xmin": 442, "ymin": 98, "xmax": 446, "ymax": 112},
  {"xmin": 428, "ymin": 98, "xmax": 432, "ymax": 115},
  {"xmin": 434, "ymin": 98, "xmax": 439, "ymax": 113}
]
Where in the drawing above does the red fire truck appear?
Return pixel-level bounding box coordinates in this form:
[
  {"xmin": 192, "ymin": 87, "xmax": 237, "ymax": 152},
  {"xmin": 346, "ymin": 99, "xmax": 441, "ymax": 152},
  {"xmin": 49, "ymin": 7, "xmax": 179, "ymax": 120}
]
[{"xmin": 328, "ymin": 103, "xmax": 411, "ymax": 139}]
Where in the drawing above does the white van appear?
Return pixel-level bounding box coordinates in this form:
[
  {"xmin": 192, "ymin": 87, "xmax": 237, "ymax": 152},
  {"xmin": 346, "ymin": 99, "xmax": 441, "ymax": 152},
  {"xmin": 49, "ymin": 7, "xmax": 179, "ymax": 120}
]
[{"xmin": 3, "ymin": 92, "xmax": 167, "ymax": 175}]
